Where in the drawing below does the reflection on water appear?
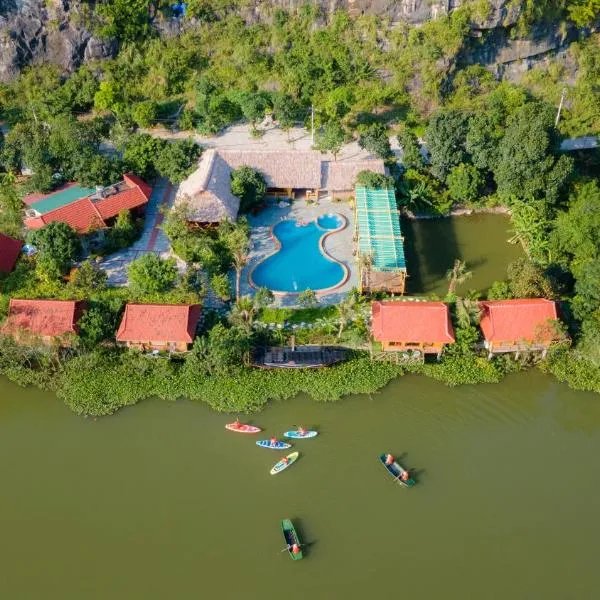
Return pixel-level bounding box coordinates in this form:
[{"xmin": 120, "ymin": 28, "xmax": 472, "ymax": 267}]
[
  {"xmin": 402, "ymin": 214, "xmax": 523, "ymax": 296},
  {"xmin": 0, "ymin": 372, "xmax": 599, "ymax": 599}
]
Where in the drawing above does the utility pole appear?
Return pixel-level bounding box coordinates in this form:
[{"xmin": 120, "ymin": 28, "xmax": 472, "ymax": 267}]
[
  {"xmin": 311, "ymin": 104, "xmax": 314, "ymax": 145},
  {"xmin": 555, "ymin": 88, "xmax": 566, "ymax": 127}
]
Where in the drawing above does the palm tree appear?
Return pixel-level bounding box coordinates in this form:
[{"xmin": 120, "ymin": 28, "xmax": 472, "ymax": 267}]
[
  {"xmin": 228, "ymin": 296, "xmax": 257, "ymax": 333},
  {"xmin": 455, "ymin": 297, "xmax": 481, "ymax": 329},
  {"xmin": 446, "ymin": 259, "xmax": 472, "ymax": 296},
  {"xmin": 358, "ymin": 251, "xmax": 374, "ymax": 293},
  {"xmin": 336, "ymin": 295, "xmax": 356, "ymax": 340},
  {"xmin": 225, "ymin": 225, "xmax": 250, "ymax": 302}
]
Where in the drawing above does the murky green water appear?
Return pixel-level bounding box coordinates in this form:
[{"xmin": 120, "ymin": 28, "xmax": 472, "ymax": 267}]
[
  {"xmin": 1, "ymin": 372, "xmax": 599, "ymax": 599},
  {"xmin": 403, "ymin": 214, "xmax": 523, "ymax": 296}
]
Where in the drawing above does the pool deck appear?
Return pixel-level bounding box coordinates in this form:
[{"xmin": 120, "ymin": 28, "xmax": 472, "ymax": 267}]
[{"xmin": 241, "ymin": 197, "xmax": 358, "ymax": 306}]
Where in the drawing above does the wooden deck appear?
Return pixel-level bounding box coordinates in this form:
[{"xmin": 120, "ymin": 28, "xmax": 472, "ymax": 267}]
[{"xmin": 252, "ymin": 345, "xmax": 348, "ymax": 369}]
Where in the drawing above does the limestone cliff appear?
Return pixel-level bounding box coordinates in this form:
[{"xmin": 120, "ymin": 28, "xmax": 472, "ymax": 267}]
[{"xmin": 0, "ymin": 0, "xmax": 583, "ymax": 82}]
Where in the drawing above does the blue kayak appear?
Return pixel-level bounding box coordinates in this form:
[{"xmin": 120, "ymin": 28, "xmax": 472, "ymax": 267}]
[
  {"xmin": 256, "ymin": 440, "xmax": 292, "ymax": 450},
  {"xmin": 284, "ymin": 430, "xmax": 318, "ymax": 439}
]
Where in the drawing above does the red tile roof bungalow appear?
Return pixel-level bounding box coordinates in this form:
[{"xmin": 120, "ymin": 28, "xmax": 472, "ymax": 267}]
[
  {"xmin": 1, "ymin": 299, "xmax": 85, "ymax": 346},
  {"xmin": 23, "ymin": 174, "xmax": 152, "ymax": 234},
  {"xmin": 116, "ymin": 304, "xmax": 201, "ymax": 352},
  {"xmin": 479, "ymin": 299, "xmax": 567, "ymax": 356},
  {"xmin": 371, "ymin": 301, "xmax": 455, "ymax": 357},
  {"xmin": 0, "ymin": 233, "xmax": 23, "ymax": 273}
]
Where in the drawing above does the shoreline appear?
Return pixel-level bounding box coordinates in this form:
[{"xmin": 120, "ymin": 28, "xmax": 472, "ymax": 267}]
[{"xmin": 402, "ymin": 206, "xmax": 511, "ymax": 220}]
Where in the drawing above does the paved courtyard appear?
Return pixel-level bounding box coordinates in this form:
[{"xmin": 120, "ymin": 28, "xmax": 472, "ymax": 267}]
[
  {"xmin": 100, "ymin": 179, "xmax": 184, "ymax": 285},
  {"xmin": 240, "ymin": 196, "xmax": 358, "ymax": 307}
]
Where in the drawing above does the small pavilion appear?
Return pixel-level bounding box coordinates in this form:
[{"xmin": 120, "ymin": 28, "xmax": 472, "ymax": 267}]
[{"xmin": 354, "ymin": 186, "xmax": 407, "ymax": 294}]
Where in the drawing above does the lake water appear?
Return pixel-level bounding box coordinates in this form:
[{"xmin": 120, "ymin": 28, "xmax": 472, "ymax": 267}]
[
  {"xmin": 1, "ymin": 372, "xmax": 599, "ymax": 599},
  {"xmin": 403, "ymin": 214, "xmax": 523, "ymax": 296}
]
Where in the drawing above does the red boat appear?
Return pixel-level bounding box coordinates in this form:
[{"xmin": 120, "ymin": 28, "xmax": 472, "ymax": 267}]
[{"xmin": 225, "ymin": 421, "xmax": 261, "ymax": 434}]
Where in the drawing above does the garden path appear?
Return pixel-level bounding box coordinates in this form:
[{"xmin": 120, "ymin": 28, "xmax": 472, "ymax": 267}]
[{"xmin": 100, "ymin": 179, "xmax": 184, "ymax": 285}]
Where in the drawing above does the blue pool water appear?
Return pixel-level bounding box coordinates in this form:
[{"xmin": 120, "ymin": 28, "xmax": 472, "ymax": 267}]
[
  {"xmin": 251, "ymin": 217, "xmax": 345, "ymax": 293},
  {"xmin": 317, "ymin": 213, "xmax": 344, "ymax": 230}
]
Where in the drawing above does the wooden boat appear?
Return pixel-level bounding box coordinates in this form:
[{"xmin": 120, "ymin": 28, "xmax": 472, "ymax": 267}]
[
  {"xmin": 281, "ymin": 519, "xmax": 303, "ymax": 560},
  {"xmin": 256, "ymin": 439, "xmax": 292, "ymax": 450},
  {"xmin": 270, "ymin": 452, "xmax": 299, "ymax": 475},
  {"xmin": 283, "ymin": 429, "xmax": 318, "ymax": 439},
  {"xmin": 225, "ymin": 422, "xmax": 261, "ymax": 434},
  {"xmin": 378, "ymin": 453, "xmax": 416, "ymax": 487}
]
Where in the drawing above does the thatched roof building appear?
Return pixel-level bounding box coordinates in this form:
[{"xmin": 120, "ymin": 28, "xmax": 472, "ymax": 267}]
[
  {"xmin": 176, "ymin": 150, "xmax": 240, "ymax": 224},
  {"xmin": 176, "ymin": 149, "xmax": 386, "ymax": 223}
]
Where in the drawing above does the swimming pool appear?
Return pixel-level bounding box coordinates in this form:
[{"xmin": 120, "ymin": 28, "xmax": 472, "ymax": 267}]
[{"xmin": 251, "ymin": 214, "xmax": 347, "ymax": 293}]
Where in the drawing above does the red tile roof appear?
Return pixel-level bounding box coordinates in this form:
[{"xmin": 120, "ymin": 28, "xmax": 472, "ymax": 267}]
[
  {"xmin": 124, "ymin": 173, "xmax": 153, "ymax": 200},
  {"xmin": 0, "ymin": 233, "xmax": 23, "ymax": 272},
  {"xmin": 371, "ymin": 301, "xmax": 455, "ymax": 344},
  {"xmin": 479, "ymin": 299, "xmax": 561, "ymax": 344},
  {"xmin": 25, "ymin": 197, "xmax": 106, "ymax": 233},
  {"xmin": 23, "ymin": 174, "xmax": 152, "ymax": 234},
  {"xmin": 1, "ymin": 299, "xmax": 85, "ymax": 337},
  {"xmin": 116, "ymin": 304, "xmax": 201, "ymax": 343}
]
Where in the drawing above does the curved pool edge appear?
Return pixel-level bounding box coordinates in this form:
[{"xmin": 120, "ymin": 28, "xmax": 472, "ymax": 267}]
[{"xmin": 248, "ymin": 213, "xmax": 350, "ymax": 297}]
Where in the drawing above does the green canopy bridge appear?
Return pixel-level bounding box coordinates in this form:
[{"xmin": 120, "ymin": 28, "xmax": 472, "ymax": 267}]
[{"xmin": 354, "ymin": 186, "xmax": 407, "ymax": 294}]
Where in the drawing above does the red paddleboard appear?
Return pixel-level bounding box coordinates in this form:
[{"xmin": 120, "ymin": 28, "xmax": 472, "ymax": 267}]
[{"xmin": 225, "ymin": 422, "xmax": 261, "ymax": 434}]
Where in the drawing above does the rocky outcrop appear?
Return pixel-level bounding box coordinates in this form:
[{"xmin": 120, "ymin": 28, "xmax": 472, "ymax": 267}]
[
  {"xmin": 0, "ymin": 0, "xmax": 582, "ymax": 83},
  {"xmin": 0, "ymin": 0, "xmax": 115, "ymax": 82}
]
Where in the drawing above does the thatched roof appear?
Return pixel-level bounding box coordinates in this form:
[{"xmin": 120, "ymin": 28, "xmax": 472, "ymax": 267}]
[
  {"xmin": 176, "ymin": 150, "xmax": 387, "ymax": 222},
  {"xmin": 176, "ymin": 150, "xmax": 240, "ymax": 223},
  {"xmin": 218, "ymin": 150, "xmax": 323, "ymax": 190},
  {"xmin": 321, "ymin": 159, "xmax": 386, "ymax": 191}
]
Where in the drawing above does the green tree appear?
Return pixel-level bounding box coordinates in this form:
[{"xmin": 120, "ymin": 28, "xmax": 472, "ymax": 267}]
[
  {"xmin": 210, "ymin": 273, "xmax": 232, "ymax": 301},
  {"xmin": 573, "ymin": 258, "xmax": 600, "ymax": 321},
  {"xmin": 70, "ymin": 260, "xmax": 108, "ymax": 294},
  {"xmin": 446, "ymin": 163, "xmax": 484, "ymax": 204},
  {"xmin": 297, "ymin": 289, "xmax": 318, "ymax": 308},
  {"xmin": 75, "ymin": 153, "xmax": 123, "ymax": 188},
  {"xmin": 398, "ymin": 130, "xmax": 424, "ymax": 170},
  {"xmin": 0, "ymin": 176, "xmax": 24, "ymax": 238},
  {"xmin": 155, "ymin": 139, "xmax": 202, "ymax": 183},
  {"xmin": 506, "ymin": 257, "xmax": 560, "ymax": 299},
  {"xmin": 123, "ymin": 133, "xmax": 166, "ymax": 180},
  {"xmin": 494, "ymin": 103, "xmax": 573, "ymax": 204},
  {"xmin": 132, "ymin": 100, "xmax": 159, "ymax": 128},
  {"xmin": 127, "ymin": 254, "xmax": 179, "ymax": 296},
  {"xmin": 272, "ymin": 94, "xmax": 298, "ymax": 138},
  {"xmin": 315, "ymin": 122, "xmax": 345, "ymax": 161},
  {"xmin": 466, "ymin": 112, "xmax": 500, "ymax": 172},
  {"xmin": 355, "ymin": 170, "xmax": 395, "ymax": 189},
  {"xmin": 29, "ymin": 221, "xmax": 81, "ymax": 276},
  {"xmin": 551, "ymin": 181, "xmax": 600, "ymax": 277},
  {"xmin": 230, "ymin": 166, "xmax": 267, "ymax": 214},
  {"xmin": 425, "ymin": 110, "xmax": 470, "ymax": 179},
  {"xmin": 567, "ymin": 0, "xmax": 600, "ymax": 26},
  {"xmin": 78, "ymin": 302, "xmax": 119, "ymax": 349},
  {"xmin": 97, "ymin": 0, "xmax": 153, "ymax": 43},
  {"xmin": 358, "ymin": 124, "xmax": 391, "ymax": 160},
  {"xmin": 222, "ymin": 222, "xmax": 251, "ymax": 302}
]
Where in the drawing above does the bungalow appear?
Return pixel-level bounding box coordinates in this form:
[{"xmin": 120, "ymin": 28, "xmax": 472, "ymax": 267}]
[
  {"xmin": 371, "ymin": 301, "xmax": 455, "ymax": 358},
  {"xmin": 176, "ymin": 149, "xmax": 385, "ymax": 225},
  {"xmin": 479, "ymin": 298, "xmax": 566, "ymax": 358},
  {"xmin": 23, "ymin": 174, "xmax": 152, "ymax": 234},
  {"xmin": 1, "ymin": 299, "xmax": 85, "ymax": 346},
  {"xmin": 116, "ymin": 303, "xmax": 201, "ymax": 352},
  {"xmin": 0, "ymin": 233, "xmax": 23, "ymax": 273}
]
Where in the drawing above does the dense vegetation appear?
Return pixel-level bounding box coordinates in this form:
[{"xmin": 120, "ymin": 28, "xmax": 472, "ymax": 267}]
[{"xmin": 0, "ymin": 3, "xmax": 599, "ymax": 415}]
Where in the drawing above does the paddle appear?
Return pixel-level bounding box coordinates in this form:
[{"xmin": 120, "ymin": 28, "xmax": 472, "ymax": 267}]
[{"xmin": 280, "ymin": 543, "xmax": 303, "ymax": 553}]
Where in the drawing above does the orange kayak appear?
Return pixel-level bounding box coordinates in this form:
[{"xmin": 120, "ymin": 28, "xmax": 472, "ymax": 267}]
[{"xmin": 225, "ymin": 422, "xmax": 261, "ymax": 434}]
